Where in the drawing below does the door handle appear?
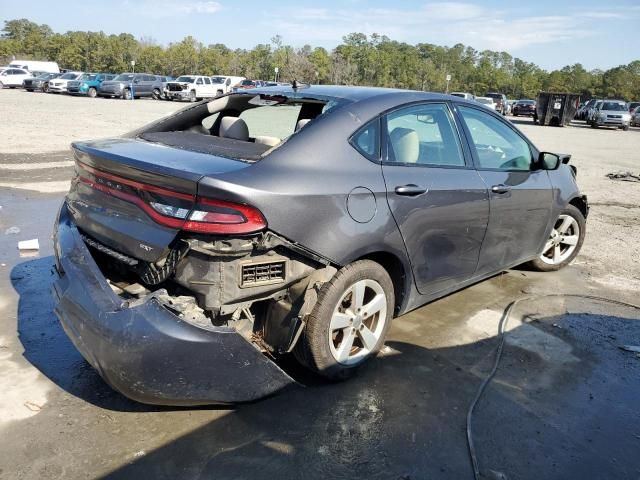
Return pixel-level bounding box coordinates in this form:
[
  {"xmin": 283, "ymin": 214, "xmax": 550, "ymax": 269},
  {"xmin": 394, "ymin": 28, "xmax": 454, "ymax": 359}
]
[
  {"xmin": 491, "ymin": 184, "xmax": 511, "ymax": 194},
  {"xmin": 395, "ymin": 184, "xmax": 427, "ymax": 196}
]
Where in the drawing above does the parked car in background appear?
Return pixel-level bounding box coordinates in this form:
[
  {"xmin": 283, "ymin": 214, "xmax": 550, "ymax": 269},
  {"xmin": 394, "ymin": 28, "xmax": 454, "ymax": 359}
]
[
  {"xmin": 48, "ymin": 71, "xmax": 83, "ymax": 93},
  {"xmin": 164, "ymin": 75, "xmax": 218, "ymax": 102},
  {"xmin": 590, "ymin": 100, "xmax": 631, "ymax": 130},
  {"xmin": 52, "ymin": 85, "xmax": 588, "ymax": 405},
  {"xmin": 234, "ymin": 79, "xmax": 262, "ymax": 91},
  {"xmin": 512, "ymin": 99, "xmax": 536, "ymax": 117},
  {"xmin": 578, "ymin": 98, "xmax": 599, "ymax": 121},
  {"xmin": 627, "ymin": 101, "xmax": 640, "ymax": 113},
  {"xmin": 475, "ymin": 96, "xmax": 496, "ymax": 110},
  {"xmin": 486, "ymin": 92, "xmax": 508, "ymax": 115},
  {"xmin": 23, "ymin": 72, "xmax": 61, "ymax": 92},
  {"xmin": 67, "ymin": 73, "xmax": 116, "ymax": 97},
  {"xmin": 586, "ymin": 100, "xmax": 603, "ymax": 123},
  {"xmin": 631, "ymin": 106, "xmax": 640, "ymax": 127},
  {"xmin": 8, "ymin": 60, "xmax": 59, "ymax": 73},
  {"xmin": 210, "ymin": 75, "xmax": 245, "ymax": 96},
  {"xmin": 0, "ymin": 68, "xmax": 33, "ymax": 88},
  {"xmin": 450, "ymin": 92, "xmax": 475, "ymax": 100},
  {"xmin": 159, "ymin": 76, "xmax": 174, "ymax": 99},
  {"xmin": 98, "ymin": 73, "xmax": 163, "ymax": 99}
]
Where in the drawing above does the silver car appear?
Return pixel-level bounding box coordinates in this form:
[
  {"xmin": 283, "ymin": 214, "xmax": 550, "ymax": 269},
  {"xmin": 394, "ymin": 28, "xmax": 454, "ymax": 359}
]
[{"xmin": 590, "ymin": 100, "xmax": 631, "ymax": 130}]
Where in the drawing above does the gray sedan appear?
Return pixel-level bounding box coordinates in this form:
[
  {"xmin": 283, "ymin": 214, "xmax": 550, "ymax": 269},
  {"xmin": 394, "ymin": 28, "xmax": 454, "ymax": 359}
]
[{"xmin": 53, "ymin": 86, "xmax": 588, "ymax": 404}]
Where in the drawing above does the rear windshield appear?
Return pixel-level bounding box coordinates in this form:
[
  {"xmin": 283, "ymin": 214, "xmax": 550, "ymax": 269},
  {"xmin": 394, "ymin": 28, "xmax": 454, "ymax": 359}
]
[
  {"xmin": 211, "ymin": 76, "xmax": 226, "ymax": 83},
  {"xmin": 518, "ymin": 100, "xmax": 535, "ymax": 105},
  {"xmin": 602, "ymin": 102, "xmax": 626, "ymax": 111},
  {"xmin": 486, "ymin": 93, "xmax": 502, "ymax": 99},
  {"xmin": 477, "ymin": 98, "xmax": 493, "ymax": 104},
  {"xmin": 241, "ymin": 80, "xmax": 254, "ymax": 86},
  {"xmin": 114, "ymin": 74, "xmax": 134, "ymax": 81}
]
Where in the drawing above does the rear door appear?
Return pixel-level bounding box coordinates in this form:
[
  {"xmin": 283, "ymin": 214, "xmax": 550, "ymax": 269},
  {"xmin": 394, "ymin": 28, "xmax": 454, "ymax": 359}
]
[
  {"xmin": 379, "ymin": 102, "xmax": 489, "ymax": 295},
  {"xmin": 455, "ymin": 104, "xmax": 553, "ymax": 274}
]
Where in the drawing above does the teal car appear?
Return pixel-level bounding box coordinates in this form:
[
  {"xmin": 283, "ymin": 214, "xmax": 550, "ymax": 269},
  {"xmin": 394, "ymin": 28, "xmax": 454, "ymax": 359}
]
[{"xmin": 67, "ymin": 73, "xmax": 116, "ymax": 97}]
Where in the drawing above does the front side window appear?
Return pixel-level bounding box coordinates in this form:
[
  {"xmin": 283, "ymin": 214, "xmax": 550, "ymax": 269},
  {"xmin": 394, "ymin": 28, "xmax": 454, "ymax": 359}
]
[
  {"xmin": 204, "ymin": 77, "xmax": 211, "ymax": 85},
  {"xmin": 385, "ymin": 103, "xmax": 465, "ymax": 167},
  {"xmin": 196, "ymin": 78, "xmax": 203, "ymax": 85},
  {"xmin": 458, "ymin": 105, "xmax": 532, "ymax": 171}
]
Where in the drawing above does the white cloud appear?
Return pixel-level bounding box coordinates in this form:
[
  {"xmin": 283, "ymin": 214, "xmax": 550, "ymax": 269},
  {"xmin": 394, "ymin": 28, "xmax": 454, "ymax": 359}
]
[
  {"xmin": 122, "ymin": 0, "xmax": 222, "ymax": 17},
  {"xmin": 262, "ymin": 2, "xmax": 634, "ymax": 52}
]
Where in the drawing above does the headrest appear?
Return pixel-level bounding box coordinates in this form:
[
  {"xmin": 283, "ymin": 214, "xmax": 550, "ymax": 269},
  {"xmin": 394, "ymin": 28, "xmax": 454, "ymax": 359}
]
[
  {"xmin": 389, "ymin": 127, "xmax": 419, "ymax": 164},
  {"xmin": 220, "ymin": 116, "xmax": 249, "ymax": 141},
  {"xmin": 254, "ymin": 136, "xmax": 281, "ymax": 147},
  {"xmin": 295, "ymin": 119, "xmax": 311, "ymax": 131}
]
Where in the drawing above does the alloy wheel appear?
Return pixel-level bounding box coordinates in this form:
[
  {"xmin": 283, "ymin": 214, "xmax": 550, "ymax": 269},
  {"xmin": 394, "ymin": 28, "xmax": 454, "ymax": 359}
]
[
  {"xmin": 329, "ymin": 279, "xmax": 388, "ymax": 366},
  {"xmin": 539, "ymin": 214, "xmax": 580, "ymax": 265}
]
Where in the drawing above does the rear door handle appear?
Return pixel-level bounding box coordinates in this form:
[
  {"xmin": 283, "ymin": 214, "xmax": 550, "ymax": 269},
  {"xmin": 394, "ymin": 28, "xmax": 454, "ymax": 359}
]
[
  {"xmin": 395, "ymin": 184, "xmax": 427, "ymax": 196},
  {"xmin": 491, "ymin": 184, "xmax": 511, "ymax": 194}
]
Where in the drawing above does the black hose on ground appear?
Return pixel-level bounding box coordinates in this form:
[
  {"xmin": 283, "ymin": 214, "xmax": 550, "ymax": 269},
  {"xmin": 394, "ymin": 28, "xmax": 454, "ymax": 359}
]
[{"xmin": 466, "ymin": 294, "xmax": 640, "ymax": 480}]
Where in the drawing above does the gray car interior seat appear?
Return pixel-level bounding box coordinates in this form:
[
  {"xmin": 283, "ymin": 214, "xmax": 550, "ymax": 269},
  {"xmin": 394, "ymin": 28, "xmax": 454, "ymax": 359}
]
[
  {"xmin": 389, "ymin": 127, "xmax": 419, "ymax": 164},
  {"xmin": 220, "ymin": 117, "xmax": 249, "ymax": 141}
]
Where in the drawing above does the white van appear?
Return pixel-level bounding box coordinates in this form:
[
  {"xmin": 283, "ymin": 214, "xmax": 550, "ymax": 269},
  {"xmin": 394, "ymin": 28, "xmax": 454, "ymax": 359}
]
[{"xmin": 8, "ymin": 60, "xmax": 60, "ymax": 73}]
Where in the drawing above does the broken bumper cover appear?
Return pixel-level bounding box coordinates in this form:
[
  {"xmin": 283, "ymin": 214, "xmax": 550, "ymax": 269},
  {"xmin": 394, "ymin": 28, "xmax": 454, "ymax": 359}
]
[{"xmin": 52, "ymin": 202, "xmax": 295, "ymax": 405}]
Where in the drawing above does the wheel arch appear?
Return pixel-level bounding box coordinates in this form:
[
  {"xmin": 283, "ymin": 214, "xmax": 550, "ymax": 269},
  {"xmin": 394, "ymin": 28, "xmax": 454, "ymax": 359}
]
[
  {"xmin": 568, "ymin": 195, "xmax": 588, "ymax": 218},
  {"xmin": 352, "ymin": 250, "xmax": 411, "ymax": 316}
]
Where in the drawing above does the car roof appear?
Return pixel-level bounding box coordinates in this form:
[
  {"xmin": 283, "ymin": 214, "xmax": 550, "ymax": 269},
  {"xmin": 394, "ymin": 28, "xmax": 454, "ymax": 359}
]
[{"xmin": 238, "ymin": 84, "xmax": 462, "ymax": 105}]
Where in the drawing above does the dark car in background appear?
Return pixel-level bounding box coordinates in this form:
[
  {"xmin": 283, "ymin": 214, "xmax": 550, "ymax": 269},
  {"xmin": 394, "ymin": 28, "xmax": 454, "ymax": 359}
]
[
  {"xmin": 68, "ymin": 73, "xmax": 116, "ymax": 97},
  {"xmin": 52, "ymin": 85, "xmax": 588, "ymax": 405},
  {"xmin": 512, "ymin": 99, "xmax": 536, "ymax": 116},
  {"xmin": 98, "ymin": 73, "xmax": 163, "ymax": 99},
  {"xmin": 23, "ymin": 72, "xmax": 61, "ymax": 92},
  {"xmin": 486, "ymin": 92, "xmax": 508, "ymax": 115}
]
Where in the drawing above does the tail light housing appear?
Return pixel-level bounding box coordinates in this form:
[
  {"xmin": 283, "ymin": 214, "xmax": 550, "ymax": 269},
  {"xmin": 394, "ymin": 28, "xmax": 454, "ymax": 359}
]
[{"xmin": 76, "ymin": 161, "xmax": 266, "ymax": 234}]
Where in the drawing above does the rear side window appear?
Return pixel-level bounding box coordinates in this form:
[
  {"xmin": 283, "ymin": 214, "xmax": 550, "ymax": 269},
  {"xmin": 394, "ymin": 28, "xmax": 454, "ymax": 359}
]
[
  {"xmin": 385, "ymin": 103, "xmax": 465, "ymax": 167},
  {"xmin": 458, "ymin": 105, "xmax": 532, "ymax": 171},
  {"xmin": 351, "ymin": 120, "xmax": 380, "ymax": 161},
  {"xmin": 204, "ymin": 77, "xmax": 211, "ymax": 85}
]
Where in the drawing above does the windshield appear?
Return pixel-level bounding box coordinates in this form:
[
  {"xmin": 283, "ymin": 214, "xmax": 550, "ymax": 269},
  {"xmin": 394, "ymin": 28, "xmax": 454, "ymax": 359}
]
[
  {"xmin": 211, "ymin": 76, "xmax": 226, "ymax": 83},
  {"xmin": 36, "ymin": 73, "xmax": 51, "ymax": 79},
  {"xmin": 241, "ymin": 80, "xmax": 254, "ymax": 86},
  {"xmin": 176, "ymin": 76, "xmax": 195, "ymax": 82},
  {"xmin": 486, "ymin": 93, "xmax": 502, "ymax": 100},
  {"xmin": 601, "ymin": 102, "xmax": 626, "ymax": 111},
  {"xmin": 60, "ymin": 73, "xmax": 80, "ymax": 79},
  {"xmin": 114, "ymin": 74, "xmax": 134, "ymax": 81},
  {"xmin": 79, "ymin": 74, "xmax": 97, "ymax": 81}
]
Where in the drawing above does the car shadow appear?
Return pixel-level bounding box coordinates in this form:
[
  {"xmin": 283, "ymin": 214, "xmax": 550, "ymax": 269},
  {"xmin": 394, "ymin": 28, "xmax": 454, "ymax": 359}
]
[{"xmin": 95, "ymin": 311, "xmax": 639, "ymax": 480}]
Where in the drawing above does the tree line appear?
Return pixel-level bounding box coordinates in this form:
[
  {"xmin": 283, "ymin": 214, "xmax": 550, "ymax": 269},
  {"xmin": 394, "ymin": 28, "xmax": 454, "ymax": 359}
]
[{"xmin": 2, "ymin": 18, "xmax": 639, "ymax": 100}]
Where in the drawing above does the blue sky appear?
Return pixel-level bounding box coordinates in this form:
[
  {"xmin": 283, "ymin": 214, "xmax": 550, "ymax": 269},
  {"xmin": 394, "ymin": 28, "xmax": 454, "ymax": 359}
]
[{"xmin": 2, "ymin": 1, "xmax": 638, "ymax": 70}]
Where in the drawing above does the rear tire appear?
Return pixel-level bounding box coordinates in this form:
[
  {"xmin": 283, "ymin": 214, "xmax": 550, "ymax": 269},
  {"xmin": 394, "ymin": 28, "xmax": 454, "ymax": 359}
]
[
  {"xmin": 294, "ymin": 260, "xmax": 394, "ymax": 380},
  {"xmin": 88, "ymin": 87, "xmax": 97, "ymax": 98},
  {"xmin": 527, "ymin": 205, "xmax": 585, "ymax": 272},
  {"xmin": 622, "ymin": 125, "xmax": 630, "ymax": 131},
  {"xmin": 123, "ymin": 88, "xmax": 132, "ymax": 100},
  {"xmin": 152, "ymin": 88, "xmax": 160, "ymax": 100}
]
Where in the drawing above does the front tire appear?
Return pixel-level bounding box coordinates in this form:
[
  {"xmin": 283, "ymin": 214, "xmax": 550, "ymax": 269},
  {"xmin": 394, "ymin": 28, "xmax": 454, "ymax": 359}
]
[
  {"xmin": 189, "ymin": 90, "xmax": 197, "ymax": 102},
  {"xmin": 88, "ymin": 87, "xmax": 97, "ymax": 98},
  {"xmin": 294, "ymin": 260, "xmax": 394, "ymax": 380},
  {"xmin": 122, "ymin": 88, "xmax": 132, "ymax": 100},
  {"xmin": 527, "ymin": 205, "xmax": 585, "ymax": 272},
  {"xmin": 152, "ymin": 88, "xmax": 160, "ymax": 100}
]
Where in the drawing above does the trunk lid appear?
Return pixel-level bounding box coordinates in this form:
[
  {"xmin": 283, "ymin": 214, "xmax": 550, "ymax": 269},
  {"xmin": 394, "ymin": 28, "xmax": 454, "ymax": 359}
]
[{"xmin": 67, "ymin": 137, "xmax": 252, "ymax": 262}]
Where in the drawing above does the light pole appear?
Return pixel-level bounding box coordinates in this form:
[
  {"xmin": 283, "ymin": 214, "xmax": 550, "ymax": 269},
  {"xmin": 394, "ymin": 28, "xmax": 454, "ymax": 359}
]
[
  {"xmin": 130, "ymin": 60, "xmax": 136, "ymax": 101},
  {"xmin": 274, "ymin": 67, "xmax": 279, "ymax": 82},
  {"xmin": 445, "ymin": 74, "xmax": 451, "ymax": 94}
]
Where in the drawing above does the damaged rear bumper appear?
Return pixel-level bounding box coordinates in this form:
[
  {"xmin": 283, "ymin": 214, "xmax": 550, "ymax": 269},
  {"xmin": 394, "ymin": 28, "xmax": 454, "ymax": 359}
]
[{"xmin": 52, "ymin": 202, "xmax": 295, "ymax": 405}]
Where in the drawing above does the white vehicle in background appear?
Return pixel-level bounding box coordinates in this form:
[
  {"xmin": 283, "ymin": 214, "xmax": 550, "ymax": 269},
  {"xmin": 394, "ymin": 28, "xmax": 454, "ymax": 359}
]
[
  {"xmin": 164, "ymin": 75, "xmax": 221, "ymax": 102},
  {"xmin": 48, "ymin": 71, "xmax": 83, "ymax": 93},
  {"xmin": 0, "ymin": 68, "xmax": 33, "ymax": 88},
  {"xmin": 475, "ymin": 96, "xmax": 497, "ymax": 110},
  {"xmin": 210, "ymin": 75, "xmax": 245, "ymax": 96},
  {"xmin": 8, "ymin": 60, "xmax": 60, "ymax": 73},
  {"xmin": 450, "ymin": 92, "xmax": 475, "ymax": 100}
]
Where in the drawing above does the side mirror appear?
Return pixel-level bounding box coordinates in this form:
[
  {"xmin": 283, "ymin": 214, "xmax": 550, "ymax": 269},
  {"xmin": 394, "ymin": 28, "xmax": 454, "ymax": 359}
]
[{"xmin": 539, "ymin": 152, "xmax": 561, "ymax": 170}]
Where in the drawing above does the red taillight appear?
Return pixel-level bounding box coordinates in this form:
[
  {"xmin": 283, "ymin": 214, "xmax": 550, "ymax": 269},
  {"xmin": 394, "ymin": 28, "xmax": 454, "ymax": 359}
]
[
  {"xmin": 76, "ymin": 161, "xmax": 266, "ymax": 235},
  {"xmin": 183, "ymin": 197, "xmax": 266, "ymax": 234}
]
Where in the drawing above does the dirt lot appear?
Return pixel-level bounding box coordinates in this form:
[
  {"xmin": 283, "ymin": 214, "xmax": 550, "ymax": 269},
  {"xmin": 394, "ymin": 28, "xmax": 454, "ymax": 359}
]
[{"xmin": 0, "ymin": 89, "xmax": 639, "ymax": 479}]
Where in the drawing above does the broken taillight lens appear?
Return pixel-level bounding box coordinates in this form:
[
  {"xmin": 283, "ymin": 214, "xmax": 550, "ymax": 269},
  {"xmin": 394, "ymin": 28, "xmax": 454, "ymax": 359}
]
[{"xmin": 76, "ymin": 161, "xmax": 267, "ymax": 235}]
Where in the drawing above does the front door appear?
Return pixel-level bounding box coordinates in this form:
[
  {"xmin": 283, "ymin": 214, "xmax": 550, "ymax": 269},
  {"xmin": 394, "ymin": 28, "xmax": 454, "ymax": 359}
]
[
  {"xmin": 455, "ymin": 104, "xmax": 553, "ymax": 274},
  {"xmin": 380, "ymin": 102, "xmax": 489, "ymax": 295}
]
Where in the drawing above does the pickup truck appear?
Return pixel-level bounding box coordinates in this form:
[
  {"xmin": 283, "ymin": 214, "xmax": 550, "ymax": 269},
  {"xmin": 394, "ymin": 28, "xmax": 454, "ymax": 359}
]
[{"xmin": 165, "ymin": 75, "xmax": 220, "ymax": 102}]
